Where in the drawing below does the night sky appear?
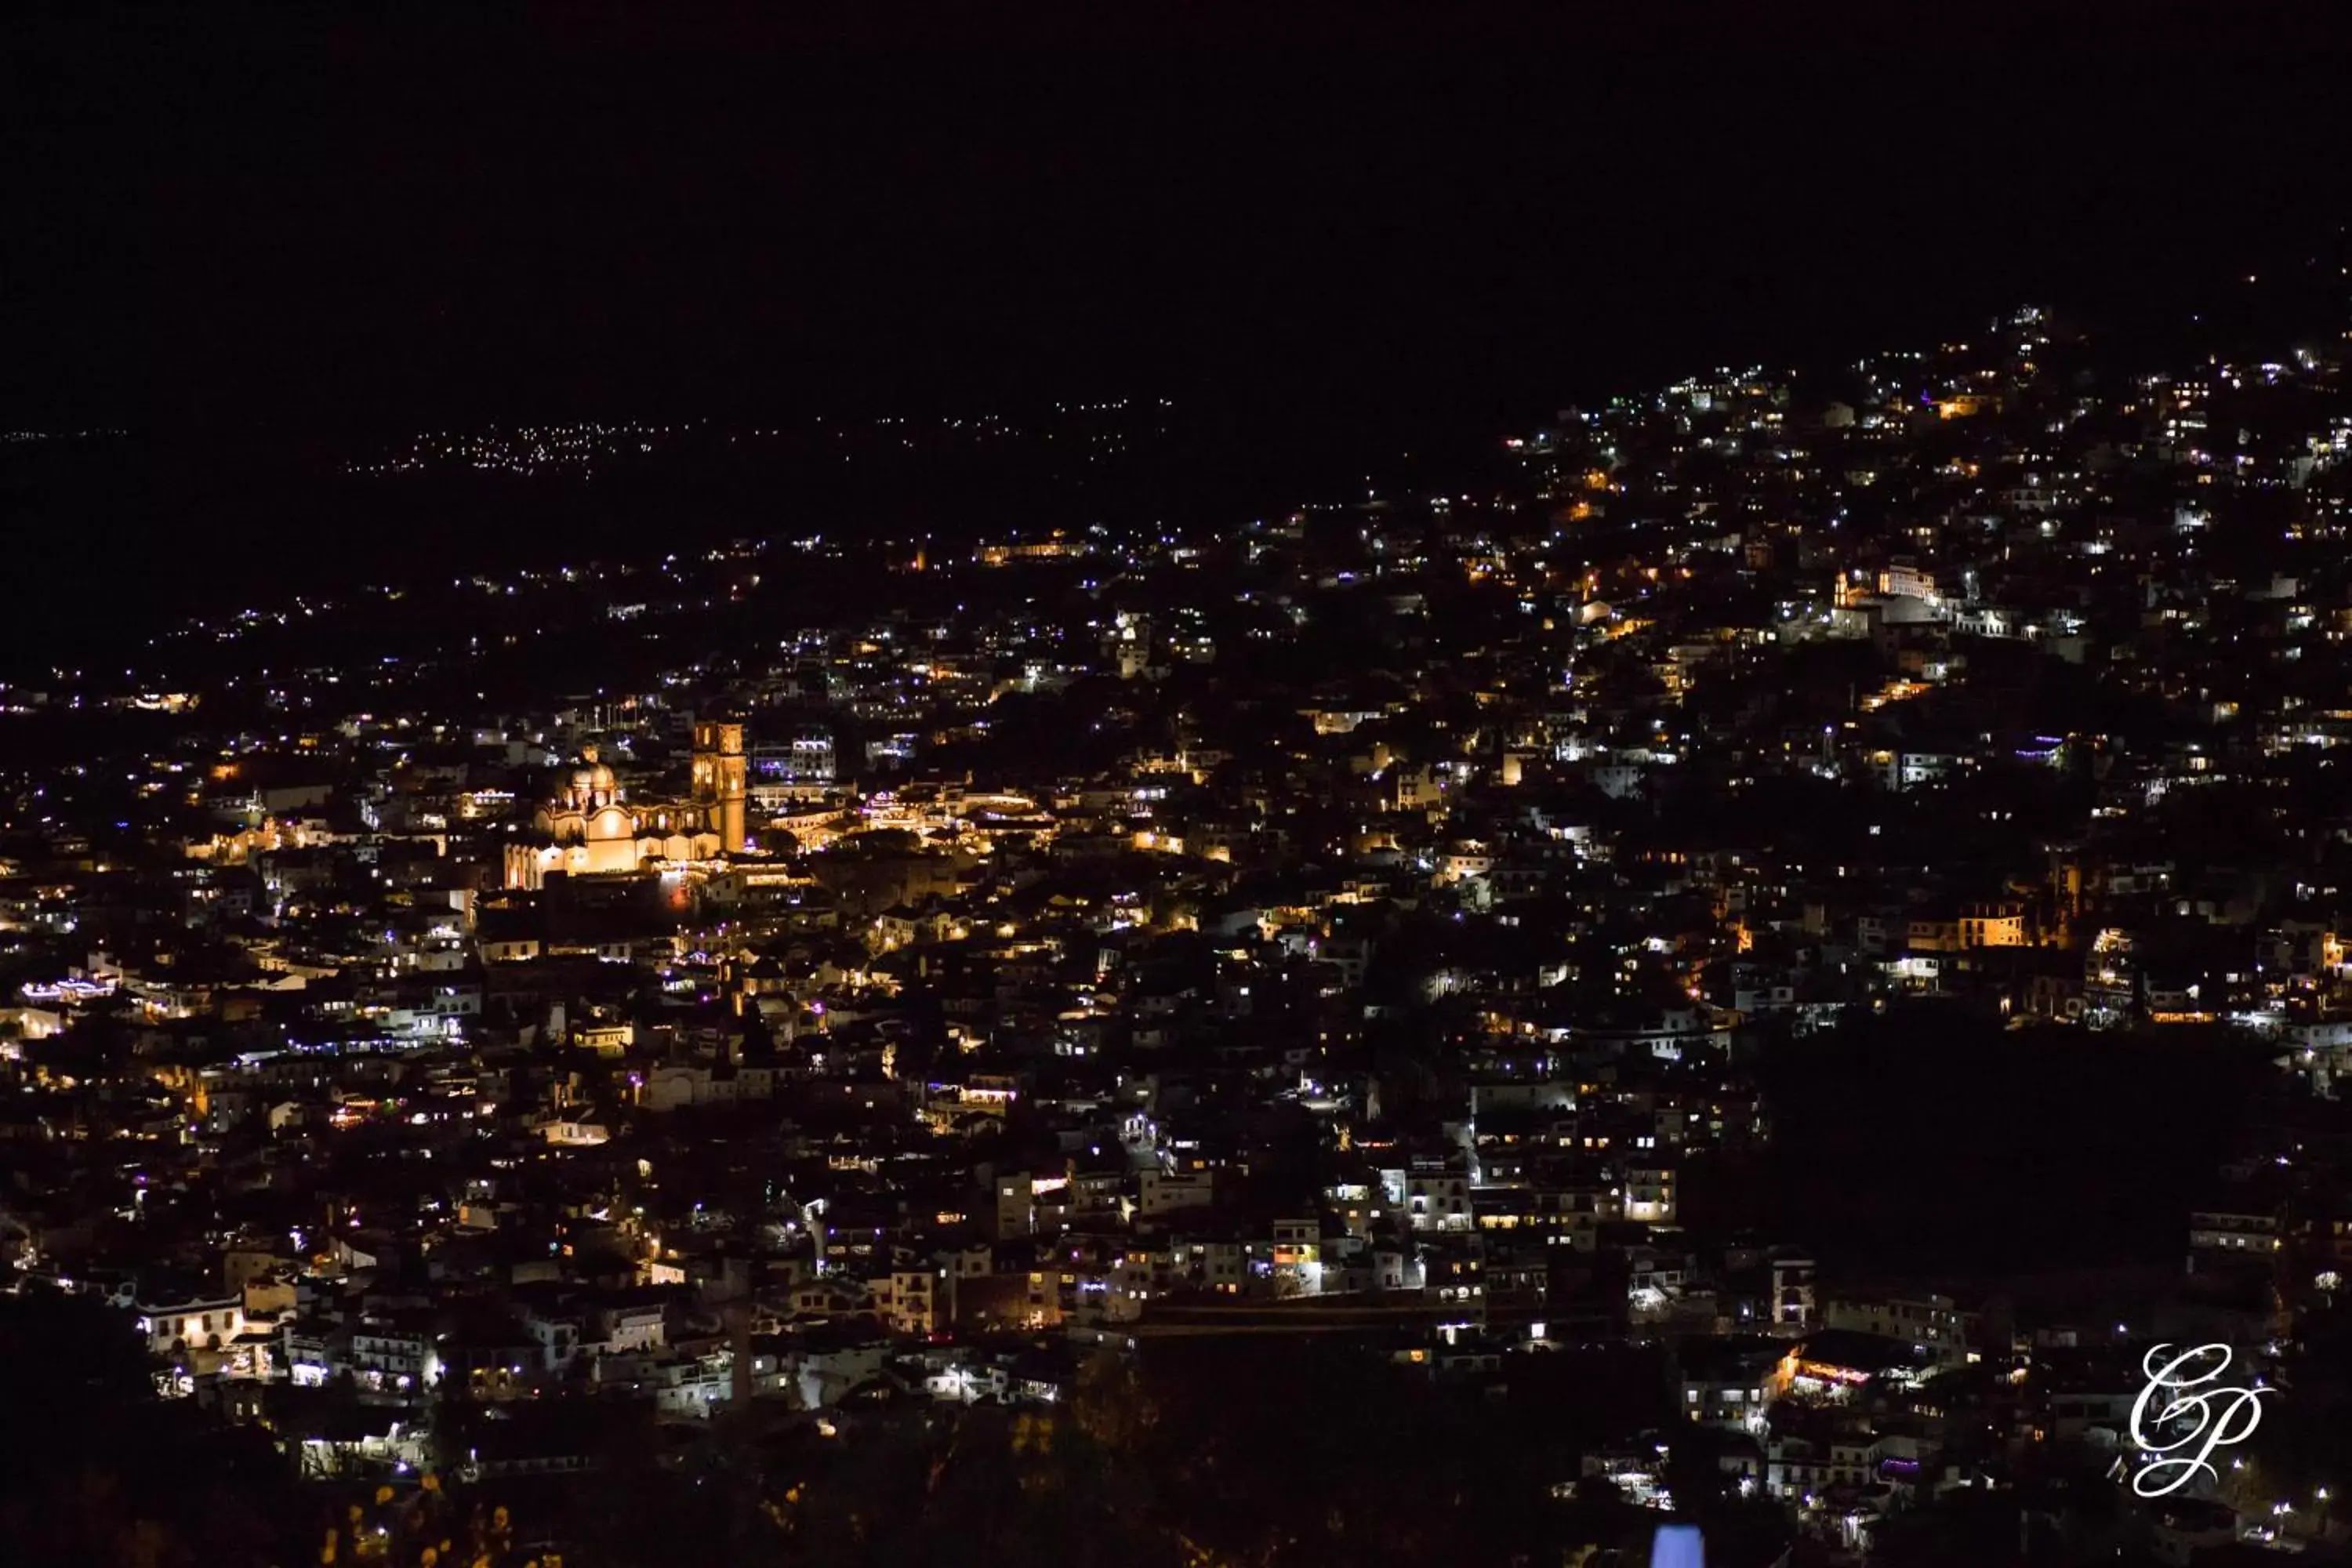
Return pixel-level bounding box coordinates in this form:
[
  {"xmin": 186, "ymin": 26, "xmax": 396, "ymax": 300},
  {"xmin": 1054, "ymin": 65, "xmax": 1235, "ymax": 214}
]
[
  {"xmin": 9, "ymin": 6, "xmax": 2344, "ymax": 437},
  {"xmin": 2, "ymin": 0, "xmax": 2346, "ymax": 664}
]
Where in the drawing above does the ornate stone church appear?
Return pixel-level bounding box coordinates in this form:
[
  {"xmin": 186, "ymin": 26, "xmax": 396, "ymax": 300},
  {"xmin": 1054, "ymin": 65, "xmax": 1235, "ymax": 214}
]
[{"xmin": 502, "ymin": 722, "xmax": 749, "ymax": 890}]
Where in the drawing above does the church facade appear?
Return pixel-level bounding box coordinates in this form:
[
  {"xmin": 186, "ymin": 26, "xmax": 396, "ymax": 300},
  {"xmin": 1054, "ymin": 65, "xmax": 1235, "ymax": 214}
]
[{"xmin": 501, "ymin": 722, "xmax": 750, "ymax": 890}]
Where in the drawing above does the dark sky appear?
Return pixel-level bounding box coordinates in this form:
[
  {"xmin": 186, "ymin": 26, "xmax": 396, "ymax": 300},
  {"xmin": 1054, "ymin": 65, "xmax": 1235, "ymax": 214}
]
[{"xmin": 5, "ymin": 3, "xmax": 2347, "ymax": 446}]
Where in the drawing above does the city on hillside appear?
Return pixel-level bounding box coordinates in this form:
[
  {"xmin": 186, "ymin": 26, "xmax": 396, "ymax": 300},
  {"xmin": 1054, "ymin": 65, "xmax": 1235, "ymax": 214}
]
[{"xmin": 9, "ymin": 279, "xmax": 2352, "ymax": 1565}]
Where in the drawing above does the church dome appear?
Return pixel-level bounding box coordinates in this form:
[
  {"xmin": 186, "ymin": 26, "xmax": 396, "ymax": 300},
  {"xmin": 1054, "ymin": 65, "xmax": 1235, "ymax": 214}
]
[{"xmin": 569, "ymin": 747, "xmax": 618, "ymax": 797}]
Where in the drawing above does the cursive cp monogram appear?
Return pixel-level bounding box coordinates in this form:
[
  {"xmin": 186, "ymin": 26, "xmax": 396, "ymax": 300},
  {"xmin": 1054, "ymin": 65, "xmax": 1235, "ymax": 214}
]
[{"xmin": 2126, "ymin": 1342, "xmax": 2271, "ymax": 1498}]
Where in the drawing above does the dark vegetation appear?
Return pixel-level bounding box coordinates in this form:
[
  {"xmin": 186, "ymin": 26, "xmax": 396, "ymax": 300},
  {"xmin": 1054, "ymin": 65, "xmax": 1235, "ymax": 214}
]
[{"xmin": 1697, "ymin": 1012, "xmax": 2274, "ymax": 1283}]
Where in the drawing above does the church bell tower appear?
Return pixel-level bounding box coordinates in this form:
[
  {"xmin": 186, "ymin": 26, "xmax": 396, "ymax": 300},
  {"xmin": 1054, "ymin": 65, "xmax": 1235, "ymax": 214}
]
[{"xmin": 691, "ymin": 720, "xmax": 748, "ymax": 852}]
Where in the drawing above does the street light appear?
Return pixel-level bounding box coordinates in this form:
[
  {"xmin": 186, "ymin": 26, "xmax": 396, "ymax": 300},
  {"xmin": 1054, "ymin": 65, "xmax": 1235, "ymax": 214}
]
[{"xmin": 1650, "ymin": 1524, "xmax": 1704, "ymax": 1568}]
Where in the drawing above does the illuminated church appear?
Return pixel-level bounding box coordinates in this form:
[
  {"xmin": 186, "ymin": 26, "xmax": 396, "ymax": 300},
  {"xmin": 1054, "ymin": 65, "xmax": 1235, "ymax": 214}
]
[{"xmin": 502, "ymin": 722, "xmax": 749, "ymax": 890}]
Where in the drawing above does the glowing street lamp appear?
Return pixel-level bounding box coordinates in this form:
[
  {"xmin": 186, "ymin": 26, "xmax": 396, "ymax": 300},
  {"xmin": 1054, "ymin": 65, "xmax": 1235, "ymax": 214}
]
[{"xmin": 1650, "ymin": 1524, "xmax": 1704, "ymax": 1568}]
